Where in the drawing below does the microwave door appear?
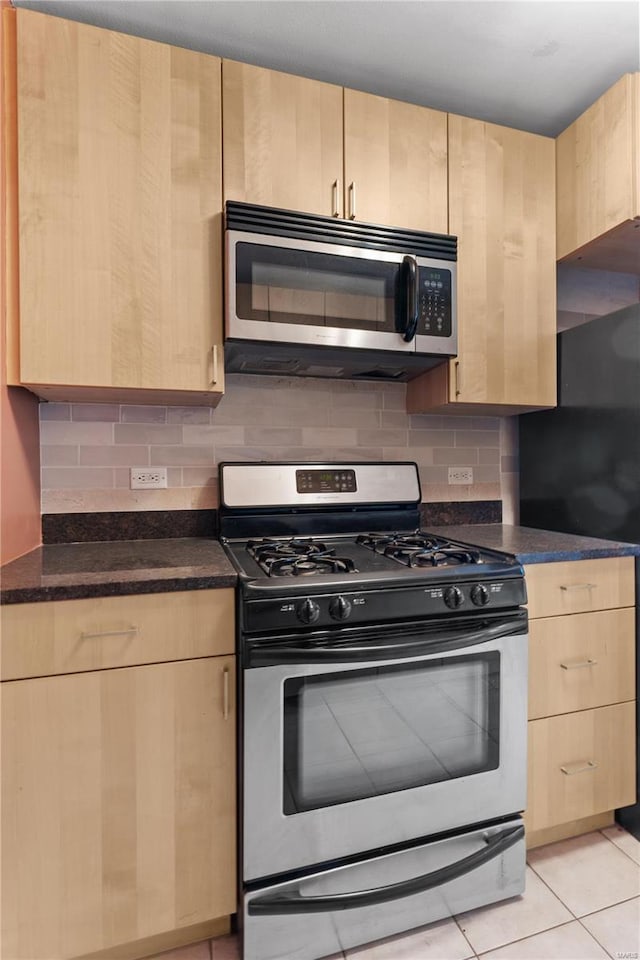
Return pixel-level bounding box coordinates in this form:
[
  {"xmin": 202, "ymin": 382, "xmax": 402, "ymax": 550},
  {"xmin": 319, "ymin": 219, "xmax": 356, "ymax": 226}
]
[{"xmin": 227, "ymin": 232, "xmax": 416, "ymax": 354}]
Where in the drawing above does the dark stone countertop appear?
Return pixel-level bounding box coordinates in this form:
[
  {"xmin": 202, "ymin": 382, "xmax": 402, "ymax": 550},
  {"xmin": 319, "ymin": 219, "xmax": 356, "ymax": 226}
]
[
  {"xmin": 0, "ymin": 538, "xmax": 237, "ymax": 605},
  {"xmin": 4, "ymin": 525, "xmax": 638, "ymax": 605},
  {"xmin": 428, "ymin": 524, "xmax": 640, "ymax": 565}
]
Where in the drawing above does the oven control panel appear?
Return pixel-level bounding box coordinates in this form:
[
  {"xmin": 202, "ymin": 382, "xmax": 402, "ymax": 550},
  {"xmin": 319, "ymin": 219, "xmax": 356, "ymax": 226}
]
[
  {"xmin": 296, "ymin": 469, "xmax": 357, "ymax": 494},
  {"xmin": 243, "ymin": 577, "xmax": 527, "ymax": 633}
]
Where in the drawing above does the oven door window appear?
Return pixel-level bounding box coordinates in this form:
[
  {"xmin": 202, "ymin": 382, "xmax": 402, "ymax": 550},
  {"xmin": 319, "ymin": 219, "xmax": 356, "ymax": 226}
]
[
  {"xmin": 282, "ymin": 654, "xmax": 500, "ymax": 815},
  {"xmin": 236, "ymin": 242, "xmax": 400, "ymax": 332}
]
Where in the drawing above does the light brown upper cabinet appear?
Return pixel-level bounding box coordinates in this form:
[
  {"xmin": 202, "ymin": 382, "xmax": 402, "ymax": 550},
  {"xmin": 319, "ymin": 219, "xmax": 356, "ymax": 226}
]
[
  {"xmin": 407, "ymin": 116, "xmax": 557, "ymax": 415},
  {"xmin": 223, "ymin": 61, "xmax": 448, "ymax": 232},
  {"xmin": 223, "ymin": 60, "xmax": 344, "ymax": 218},
  {"xmin": 556, "ymin": 73, "xmax": 640, "ymax": 272},
  {"xmin": 343, "ymin": 89, "xmax": 448, "ymax": 232},
  {"xmin": 10, "ymin": 9, "xmax": 224, "ymax": 405}
]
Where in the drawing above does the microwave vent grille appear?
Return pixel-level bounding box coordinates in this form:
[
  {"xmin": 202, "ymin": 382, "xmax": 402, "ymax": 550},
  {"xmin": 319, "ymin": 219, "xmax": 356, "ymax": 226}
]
[{"xmin": 226, "ymin": 202, "xmax": 457, "ymax": 260}]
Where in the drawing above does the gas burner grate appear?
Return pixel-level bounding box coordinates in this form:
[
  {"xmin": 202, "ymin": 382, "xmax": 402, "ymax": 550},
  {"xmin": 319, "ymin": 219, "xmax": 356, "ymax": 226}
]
[
  {"xmin": 247, "ymin": 538, "xmax": 357, "ymax": 577},
  {"xmin": 357, "ymin": 532, "xmax": 481, "ymax": 568},
  {"xmin": 387, "ymin": 546, "xmax": 481, "ymax": 568}
]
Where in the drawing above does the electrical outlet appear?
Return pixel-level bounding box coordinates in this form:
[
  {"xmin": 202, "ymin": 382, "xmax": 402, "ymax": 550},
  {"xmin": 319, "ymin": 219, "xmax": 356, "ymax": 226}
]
[
  {"xmin": 130, "ymin": 468, "xmax": 168, "ymax": 490},
  {"xmin": 448, "ymin": 466, "xmax": 473, "ymax": 485}
]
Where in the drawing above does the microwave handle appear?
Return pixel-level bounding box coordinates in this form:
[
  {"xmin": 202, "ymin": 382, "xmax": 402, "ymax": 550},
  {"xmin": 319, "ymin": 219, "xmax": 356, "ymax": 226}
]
[
  {"xmin": 402, "ymin": 255, "xmax": 419, "ymax": 342},
  {"xmin": 249, "ymin": 822, "xmax": 524, "ymax": 915}
]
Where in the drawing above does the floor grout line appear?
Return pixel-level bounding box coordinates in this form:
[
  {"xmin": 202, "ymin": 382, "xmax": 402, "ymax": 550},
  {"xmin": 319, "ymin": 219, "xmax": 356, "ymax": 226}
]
[
  {"xmin": 452, "ymin": 913, "xmax": 479, "ymax": 958},
  {"xmin": 598, "ymin": 826, "xmax": 640, "ymax": 867},
  {"xmin": 474, "ymin": 919, "xmax": 581, "ymax": 958},
  {"xmin": 574, "ymin": 915, "xmax": 617, "ymax": 960},
  {"xmin": 524, "ymin": 860, "xmax": 580, "ymax": 919},
  {"xmin": 527, "ymin": 832, "xmax": 640, "ymax": 918}
]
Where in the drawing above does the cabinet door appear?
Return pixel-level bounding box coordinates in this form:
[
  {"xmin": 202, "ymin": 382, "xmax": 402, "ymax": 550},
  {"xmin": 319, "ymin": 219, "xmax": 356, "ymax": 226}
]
[
  {"xmin": 528, "ymin": 608, "xmax": 636, "ymax": 720},
  {"xmin": 524, "ymin": 557, "xmax": 636, "ymax": 619},
  {"xmin": 343, "ymin": 89, "xmax": 448, "ymax": 232},
  {"xmin": 1, "ymin": 656, "xmax": 236, "ymax": 960},
  {"xmin": 557, "ymin": 73, "xmax": 640, "ymax": 262},
  {"xmin": 16, "ymin": 10, "xmax": 223, "ymax": 401},
  {"xmin": 407, "ymin": 117, "xmax": 556, "ymax": 414},
  {"xmin": 1, "ymin": 588, "xmax": 235, "ymax": 680},
  {"xmin": 223, "ymin": 60, "xmax": 343, "ymax": 217},
  {"xmin": 526, "ymin": 702, "xmax": 636, "ymax": 833}
]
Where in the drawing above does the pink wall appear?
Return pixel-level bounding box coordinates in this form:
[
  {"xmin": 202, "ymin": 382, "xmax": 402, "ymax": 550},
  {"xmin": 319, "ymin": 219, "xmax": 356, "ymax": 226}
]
[{"xmin": 1, "ymin": 4, "xmax": 41, "ymax": 565}]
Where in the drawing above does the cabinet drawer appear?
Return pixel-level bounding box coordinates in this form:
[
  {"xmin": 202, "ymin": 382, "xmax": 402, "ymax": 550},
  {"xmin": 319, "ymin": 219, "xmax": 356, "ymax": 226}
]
[
  {"xmin": 529, "ymin": 608, "xmax": 636, "ymax": 719},
  {"xmin": 525, "ymin": 558, "xmax": 635, "ymax": 619},
  {"xmin": 526, "ymin": 702, "xmax": 636, "ymax": 833},
  {"xmin": 0, "ymin": 589, "xmax": 235, "ymax": 680}
]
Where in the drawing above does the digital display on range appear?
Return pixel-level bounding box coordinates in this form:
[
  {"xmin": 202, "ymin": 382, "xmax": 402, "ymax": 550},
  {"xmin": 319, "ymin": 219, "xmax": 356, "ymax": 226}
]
[{"xmin": 296, "ymin": 469, "xmax": 357, "ymax": 494}]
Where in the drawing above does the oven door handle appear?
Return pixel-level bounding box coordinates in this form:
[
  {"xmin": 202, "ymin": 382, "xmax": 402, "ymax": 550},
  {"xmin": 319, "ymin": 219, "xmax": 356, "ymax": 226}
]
[
  {"xmin": 248, "ymin": 616, "xmax": 524, "ymax": 666},
  {"xmin": 248, "ymin": 822, "xmax": 524, "ymax": 915}
]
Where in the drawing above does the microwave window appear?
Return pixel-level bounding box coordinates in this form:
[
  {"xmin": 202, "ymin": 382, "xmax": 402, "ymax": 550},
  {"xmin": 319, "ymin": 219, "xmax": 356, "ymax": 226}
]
[{"xmin": 236, "ymin": 242, "xmax": 398, "ymax": 332}]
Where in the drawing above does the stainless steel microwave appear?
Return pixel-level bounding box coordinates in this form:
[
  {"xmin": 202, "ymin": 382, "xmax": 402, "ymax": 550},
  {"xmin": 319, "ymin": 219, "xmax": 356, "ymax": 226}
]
[{"xmin": 224, "ymin": 202, "xmax": 457, "ymax": 381}]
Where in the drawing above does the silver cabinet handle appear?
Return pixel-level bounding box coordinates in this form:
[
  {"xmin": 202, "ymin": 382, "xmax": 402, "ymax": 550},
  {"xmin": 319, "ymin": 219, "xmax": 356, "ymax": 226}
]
[
  {"xmin": 209, "ymin": 344, "xmax": 219, "ymax": 385},
  {"xmin": 332, "ymin": 179, "xmax": 340, "ymax": 218},
  {"xmin": 560, "ymin": 760, "xmax": 598, "ymax": 776},
  {"xmin": 560, "ymin": 583, "xmax": 597, "ymax": 591},
  {"xmin": 560, "ymin": 658, "xmax": 598, "ymax": 670},
  {"xmin": 454, "ymin": 360, "xmax": 462, "ymax": 397},
  {"xmin": 80, "ymin": 626, "xmax": 138, "ymax": 640},
  {"xmin": 222, "ymin": 666, "xmax": 230, "ymax": 720},
  {"xmin": 348, "ymin": 182, "xmax": 356, "ymax": 220}
]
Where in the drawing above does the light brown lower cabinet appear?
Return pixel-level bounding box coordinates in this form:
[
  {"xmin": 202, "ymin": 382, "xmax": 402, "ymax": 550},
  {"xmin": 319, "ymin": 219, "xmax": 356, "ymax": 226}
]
[
  {"xmin": 528, "ymin": 607, "xmax": 636, "ymax": 720},
  {"xmin": 526, "ymin": 702, "xmax": 636, "ymax": 834},
  {"xmin": 1, "ymin": 656, "xmax": 236, "ymax": 960},
  {"xmin": 524, "ymin": 557, "xmax": 637, "ymax": 849}
]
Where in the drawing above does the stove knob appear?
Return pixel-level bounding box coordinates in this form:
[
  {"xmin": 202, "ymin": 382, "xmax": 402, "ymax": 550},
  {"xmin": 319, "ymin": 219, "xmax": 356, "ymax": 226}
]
[
  {"xmin": 329, "ymin": 596, "xmax": 352, "ymax": 621},
  {"xmin": 471, "ymin": 584, "xmax": 490, "ymax": 606},
  {"xmin": 297, "ymin": 598, "xmax": 320, "ymax": 624},
  {"xmin": 444, "ymin": 586, "xmax": 464, "ymax": 609}
]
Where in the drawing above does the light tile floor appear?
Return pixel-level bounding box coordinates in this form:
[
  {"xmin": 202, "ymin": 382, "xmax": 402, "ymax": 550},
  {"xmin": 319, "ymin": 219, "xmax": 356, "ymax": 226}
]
[{"xmin": 153, "ymin": 826, "xmax": 640, "ymax": 960}]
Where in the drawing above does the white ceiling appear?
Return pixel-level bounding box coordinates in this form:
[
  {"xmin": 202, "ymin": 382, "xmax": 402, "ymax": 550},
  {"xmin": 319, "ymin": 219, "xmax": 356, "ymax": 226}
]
[{"xmin": 13, "ymin": 0, "xmax": 640, "ymax": 136}]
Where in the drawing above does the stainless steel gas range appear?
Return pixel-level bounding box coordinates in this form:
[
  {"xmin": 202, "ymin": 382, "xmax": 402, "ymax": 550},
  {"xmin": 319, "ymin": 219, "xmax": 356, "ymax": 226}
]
[{"xmin": 219, "ymin": 461, "xmax": 528, "ymax": 960}]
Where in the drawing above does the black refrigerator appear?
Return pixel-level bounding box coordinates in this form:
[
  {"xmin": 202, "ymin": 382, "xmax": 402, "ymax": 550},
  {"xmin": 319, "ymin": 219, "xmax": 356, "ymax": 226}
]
[{"xmin": 519, "ymin": 302, "xmax": 640, "ymax": 837}]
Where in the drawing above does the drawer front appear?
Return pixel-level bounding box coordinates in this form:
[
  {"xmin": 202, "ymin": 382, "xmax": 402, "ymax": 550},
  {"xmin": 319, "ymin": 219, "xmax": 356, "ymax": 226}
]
[
  {"xmin": 526, "ymin": 702, "xmax": 636, "ymax": 833},
  {"xmin": 528, "ymin": 607, "xmax": 636, "ymax": 719},
  {"xmin": 525, "ymin": 557, "xmax": 635, "ymax": 619},
  {"xmin": 1, "ymin": 589, "xmax": 235, "ymax": 680}
]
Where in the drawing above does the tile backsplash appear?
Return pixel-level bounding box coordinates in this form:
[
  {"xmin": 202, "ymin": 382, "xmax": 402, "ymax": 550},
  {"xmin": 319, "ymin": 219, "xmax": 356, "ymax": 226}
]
[{"xmin": 39, "ymin": 375, "xmax": 519, "ymax": 520}]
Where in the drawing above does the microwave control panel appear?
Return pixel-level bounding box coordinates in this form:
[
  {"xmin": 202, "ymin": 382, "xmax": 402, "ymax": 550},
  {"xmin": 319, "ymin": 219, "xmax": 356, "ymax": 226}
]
[{"xmin": 418, "ymin": 268, "xmax": 452, "ymax": 337}]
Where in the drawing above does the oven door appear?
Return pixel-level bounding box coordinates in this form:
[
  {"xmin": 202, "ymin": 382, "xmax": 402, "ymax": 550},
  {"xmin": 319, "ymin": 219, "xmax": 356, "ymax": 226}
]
[
  {"xmin": 243, "ymin": 610, "xmax": 528, "ymax": 882},
  {"xmin": 226, "ymin": 231, "xmax": 456, "ymax": 356}
]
